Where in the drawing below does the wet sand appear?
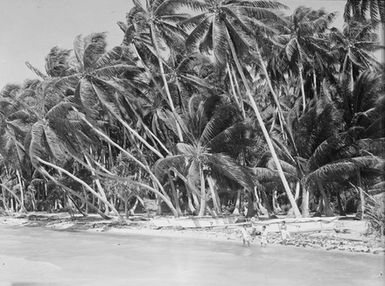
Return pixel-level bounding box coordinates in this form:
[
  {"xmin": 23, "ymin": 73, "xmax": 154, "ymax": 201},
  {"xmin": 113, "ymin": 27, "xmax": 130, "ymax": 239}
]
[{"xmin": 0, "ymin": 223, "xmax": 383, "ymax": 286}]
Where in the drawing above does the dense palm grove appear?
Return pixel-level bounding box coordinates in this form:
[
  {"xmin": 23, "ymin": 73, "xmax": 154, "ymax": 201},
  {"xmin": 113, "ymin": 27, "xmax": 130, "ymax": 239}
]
[{"xmin": 0, "ymin": 0, "xmax": 384, "ymax": 232}]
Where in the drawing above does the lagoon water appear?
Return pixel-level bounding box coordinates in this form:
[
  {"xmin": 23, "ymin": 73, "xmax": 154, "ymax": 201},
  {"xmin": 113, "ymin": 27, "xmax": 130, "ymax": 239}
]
[{"xmin": 0, "ymin": 223, "xmax": 383, "ymax": 286}]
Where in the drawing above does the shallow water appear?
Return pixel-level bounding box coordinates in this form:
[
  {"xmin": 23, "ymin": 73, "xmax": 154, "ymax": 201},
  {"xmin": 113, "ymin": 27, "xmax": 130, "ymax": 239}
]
[{"xmin": 0, "ymin": 224, "xmax": 383, "ymax": 286}]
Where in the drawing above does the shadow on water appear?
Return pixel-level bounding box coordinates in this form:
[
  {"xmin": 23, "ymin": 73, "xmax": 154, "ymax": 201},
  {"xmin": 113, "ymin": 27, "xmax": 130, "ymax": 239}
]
[{"xmin": 0, "ymin": 224, "xmax": 383, "ymax": 286}]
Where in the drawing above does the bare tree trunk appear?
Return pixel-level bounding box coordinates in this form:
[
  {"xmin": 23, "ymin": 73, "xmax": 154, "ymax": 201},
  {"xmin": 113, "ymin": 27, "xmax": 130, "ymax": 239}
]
[
  {"xmin": 37, "ymin": 158, "xmax": 123, "ymax": 219},
  {"xmin": 168, "ymin": 171, "xmax": 182, "ymax": 217},
  {"xmin": 301, "ymin": 185, "xmax": 310, "ymax": 217},
  {"xmin": 294, "ymin": 181, "xmax": 300, "ymax": 202},
  {"xmin": 149, "ymin": 20, "xmax": 184, "ymax": 142},
  {"xmin": 81, "ymin": 117, "xmax": 178, "ymax": 216},
  {"xmin": 198, "ymin": 163, "xmax": 206, "ymax": 216},
  {"xmin": 357, "ymin": 170, "xmax": 365, "ymax": 220},
  {"xmin": 226, "ymin": 30, "xmax": 301, "ymax": 218},
  {"xmin": 233, "ymin": 189, "xmax": 241, "ymax": 215},
  {"xmin": 186, "ymin": 187, "xmax": 196, "ymax": 215},
  {"xmin": 298, "ymin": 61, "xmax": 306, "ymax": 113},
  {"xmin": 16, "ymin": 170, "xmax": 26, "ymax": 213},
  {"xmin": 91, "ymin": 83, "xmax": 164, "ymax": 159},
  {"xmin": 227, "ymin": 63, "xmax": 245, "ymax": 118},
  {"xmin": 41, "ymin": 170, "xmax": 111, "ymax": 219},
  {"xmin": 317, "ymin": 181, "xmax": 333, "ymax": 217},
  {"xmin": 0, "ymin": 184, "xmax": 23, "ymax": 211},
  {"xmin": 207, "ymin": 175, "xmax": 220, "ymax": 216},
  {"xmin": 85, "ymin": 155, "xmax": 110, "ymax": 215},
  {"xmin": 312, "ymin": 70, "xmax": 318, "ymax": 99}
]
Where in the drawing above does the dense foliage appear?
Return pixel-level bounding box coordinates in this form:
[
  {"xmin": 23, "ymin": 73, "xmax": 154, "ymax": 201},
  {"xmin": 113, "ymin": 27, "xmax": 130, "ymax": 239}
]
[{"xmin": 0, "ymin": 0, "xmax": 384, "ymax": 231}]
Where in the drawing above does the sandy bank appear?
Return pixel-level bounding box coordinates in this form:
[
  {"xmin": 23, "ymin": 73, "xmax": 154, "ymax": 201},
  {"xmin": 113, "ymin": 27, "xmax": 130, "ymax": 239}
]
[{"xmin": 1, "ymin": 212, "xmax": 384, "ymax": 255}]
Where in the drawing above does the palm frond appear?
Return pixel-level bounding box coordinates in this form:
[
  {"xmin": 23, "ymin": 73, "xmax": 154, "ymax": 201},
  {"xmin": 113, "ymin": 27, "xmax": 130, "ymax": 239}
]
[
  {"xmin": 83, "ymin": 33, "xmax": 108, "ymax": 70},
  {"xmin": 25, "ymin": 62, "xmax": 47, "ymax": 79},
  {"xmin": 205, "ymin": 153, "xmax": 255, "ymax": 191}
]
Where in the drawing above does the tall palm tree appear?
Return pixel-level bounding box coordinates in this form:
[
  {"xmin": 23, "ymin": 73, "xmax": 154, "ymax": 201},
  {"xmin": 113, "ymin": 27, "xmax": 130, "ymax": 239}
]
[
  {"xmin": 124, "ymin": 0, "xmax": 205, "ymax": 142},
  {"xmin": 330, "ymin": 20, "xmax": 380, "ymax": 88},
  {"xmin": 276, "ymin": 7, "xmax": 336, "ymax": 111},
  {"xmin": 155, "ymin": 95, "xmax": 255, "ymax": 216},
  {"xmin": 181, "ymin": 0, "xmax": 301, "ymax": 217},
  {"xmin": 344, "ymin": 0, "xmax": 385, "ymax": 25}
]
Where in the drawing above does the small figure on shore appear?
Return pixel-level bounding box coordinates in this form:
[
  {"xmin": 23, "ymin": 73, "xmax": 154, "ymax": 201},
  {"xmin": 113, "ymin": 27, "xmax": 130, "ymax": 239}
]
[
  {"xmin": 280, "ymin": 221, "xmax": 290, "ymax": 244},
  {"xmin": 261, "ymin": 225, "xmax": 268, "ymax": 247},
  {"xmin": 240, "ymin": 224, "xmax": 251, "ymax": 247}
]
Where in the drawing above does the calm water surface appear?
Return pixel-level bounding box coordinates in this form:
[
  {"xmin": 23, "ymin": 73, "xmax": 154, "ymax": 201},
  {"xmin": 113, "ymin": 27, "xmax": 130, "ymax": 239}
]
[{"xmin": 0, "ymin": 223, "xmax": 383, "ymax": 286}]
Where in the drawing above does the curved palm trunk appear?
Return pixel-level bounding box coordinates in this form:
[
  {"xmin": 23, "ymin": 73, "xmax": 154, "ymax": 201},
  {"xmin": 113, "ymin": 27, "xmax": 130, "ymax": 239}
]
[
  {"xmin": 40, "ymin": 169, "xmax": 111, "ymax": 219},
  {"xmin": 91, "ymin": 83, "xmax": 164, "ymax": 159},
  {"xmin": 81, "ymin": 118, "xmax": 178, "ymax": 216},
  {"xmin": 226, "ymin": 31, "xmax": 301, "ymax": 218},
  {"xmin": 149, "ymin": 21, "xmax": 184, "ymax": 142},
  {"xmin": 37, "ymin": 158, "xmax": 122, "ymax": 219}
]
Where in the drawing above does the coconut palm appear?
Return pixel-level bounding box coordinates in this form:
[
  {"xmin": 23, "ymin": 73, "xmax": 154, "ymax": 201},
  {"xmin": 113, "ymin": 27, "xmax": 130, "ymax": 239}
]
[
  {"xmin": 155, "ymin": 95, "xmax": 255, "ymax": 216},
  {"xmin": 330, "ymin": 20, "xmax": 380, "ymax": 89},
  {"xmin": 181, "ymin": 0, "xmax": 301, "ymax": 217},
  {"xmin": 344, "ymin": 0, "xmax": 385, "ymax": 25},
  {"xmin": 122, "ymin": 0, "xmax": 206, "ymax": 142},
  {"xmin": 276, "ymin": 7, "xmax": 336, "ymax": 111}
]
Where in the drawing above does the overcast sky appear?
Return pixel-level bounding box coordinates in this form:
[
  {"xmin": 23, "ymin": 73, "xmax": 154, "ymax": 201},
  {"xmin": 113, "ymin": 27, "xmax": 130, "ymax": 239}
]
[{"xmin": 0, "ymin": 0, "xmax": 347, "ymax": 86}]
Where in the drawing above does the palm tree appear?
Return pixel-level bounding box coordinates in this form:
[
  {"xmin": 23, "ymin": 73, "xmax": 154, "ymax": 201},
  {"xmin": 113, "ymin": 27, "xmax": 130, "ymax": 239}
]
[
  {"xmin": 344, "ymin": 0, "xmax": 385, "ymax": 25},
  {"xmin": 123, "ymin": 0, "xmax": 205, "ymax": 142},
  {"xmin": 276, "ymin": 6, "xmax": 336, "ymax": 111},
  {"xmin": 330, "ymin": 20, "xmax": 380, "ymax": 89},
  {"xmin": 155, "ymin": 95, "xmax": 255, "ymax": 216},
  {"xmin": 181, "ymin": 0, "xmax": 301, "ymax": 217}
]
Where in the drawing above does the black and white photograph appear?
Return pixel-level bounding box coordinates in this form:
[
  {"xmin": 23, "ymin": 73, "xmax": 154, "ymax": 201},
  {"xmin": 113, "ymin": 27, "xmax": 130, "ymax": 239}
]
[{"xmin": 0, "ymin": 0, "xmax": 384, "ymax": 285}]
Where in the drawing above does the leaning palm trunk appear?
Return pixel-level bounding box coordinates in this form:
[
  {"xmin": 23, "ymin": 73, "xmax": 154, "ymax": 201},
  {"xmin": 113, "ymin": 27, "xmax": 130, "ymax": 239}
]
[
  {"xmin": 85, "ymin": 155, "xmax": 110, "ymax": 215},
  {"xmin": 254, "ymin": 44, "xmax": 285, "ymax": 125},
  {"xmin": 40, "ymin": 169, "xmax": 111, "ymax": 219},
  {"xmin": 149, "ymin": 21, "xmax": 184, "ymax": 142},
  {"xmin": 226, "ymin": 31, "xmax": 301, "ymax": 218},
  {"xmin": 298, "ymin": 61, "xmax": 306, "ymax": 113},
  {"xmin": 168, "ymin": 171, "xmax": 182, "ymax": 217},
  {"xmin": 91, "ymin": 83, "xmax": 164, "ymax": 159},
  {"xmin": 207, "ymin": 176, "xmax": 221, "ymax": 215},
  {"xmin": 227, "ymin": 63, "xmax": 246, "ymax": 118},
  {"xmin": 233, "ymin": 189, "xmax": 241, "ymax": 215},
  {"xmin": 81, "ymin": 118, "xmax": 179, "ymax": 216},
  {"xmin": 0, "ymin": 184, "xmax": 23, "ymax": 212},
  {"xmin": 37, "ymin": 158, "xmax": 123, "ymax": 219},
  {"xmin": 1, "ymin": 190, "xmax": 9, "ymax": 212}
]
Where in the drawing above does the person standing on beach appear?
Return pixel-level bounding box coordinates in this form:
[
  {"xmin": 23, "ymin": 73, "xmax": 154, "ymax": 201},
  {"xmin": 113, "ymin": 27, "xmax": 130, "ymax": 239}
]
[
  {"xmin": 240, "ymin": 224, "xmax": 251, "ymax": 247},
  {"xmin": 261, "ymin": 225, "xmax": 268, "ymax": 247},
  {"xmin": 280, "ymin": 221, "xmax": 290, "ymax": 244}
]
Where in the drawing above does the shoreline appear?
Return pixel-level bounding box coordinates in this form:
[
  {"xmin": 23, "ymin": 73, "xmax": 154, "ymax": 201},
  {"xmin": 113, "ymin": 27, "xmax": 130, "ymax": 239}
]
[{"xmin": 1, "ymin": 212, "xmax": 384, "ymax": 255}]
